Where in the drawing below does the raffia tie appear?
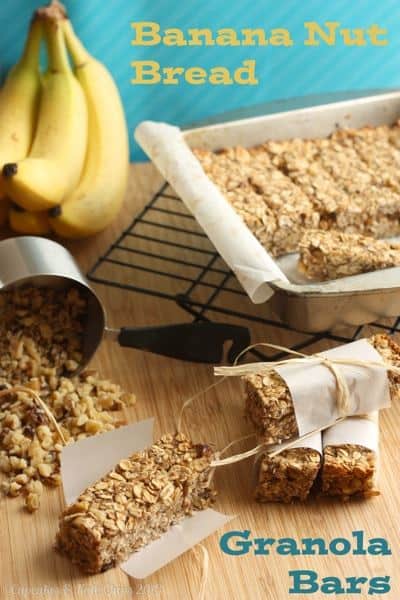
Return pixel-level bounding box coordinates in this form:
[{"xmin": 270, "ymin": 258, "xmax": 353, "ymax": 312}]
[{"xmin": 177, "ymin": 342, "xmax": 400, "ymax": 468}]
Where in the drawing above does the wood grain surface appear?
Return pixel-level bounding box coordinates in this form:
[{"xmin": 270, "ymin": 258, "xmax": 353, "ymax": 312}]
[{"xmin": 0, "ymin": 163, "xmax": 399, "ymax": 600}]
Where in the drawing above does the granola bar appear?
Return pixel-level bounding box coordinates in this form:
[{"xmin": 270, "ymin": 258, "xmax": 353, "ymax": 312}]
[
  {"xmin": 255, "ymin": 435, "xmax": 321, "ymax": 503},
  {"xmin": 245, "ymin": 334, "xmax": 400, "ymax": 443},
  {"xmin": 321, "ymin": 444, "xmax": 378, "ymax": 499},
  {"xmin": 265, "ymin": 137, "xmax": 349, "ymax": 224},
  {"xmin": 321, "ymin": 413, "xmax": 379, "ymax": 499},
  {"xmin": 315, "ymin": 141, "xmax": 399, "ymax": 236},
  {"xmin": 322, "ymin": 133, "xmax": 400, "ymax": 235},
  {"xmin": 246, "ymin": 166, "xmax": 319, "ymax": 255},
  {"xmin": 56, "ymin": 433, "xmax": 215, "ymax": 573},
  {"xmin": 267, "ymin": 135, "xmax": 400, "ymax": 237},
  {"xmin": 245, "ymin": 370, "xmax": 297, "ymax": 444},
  {"xmin": 298, "ymin": 229, "xmax": 400, "ymax": 280}
]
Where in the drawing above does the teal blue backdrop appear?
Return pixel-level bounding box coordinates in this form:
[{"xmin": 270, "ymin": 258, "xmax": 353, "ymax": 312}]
[{"xmin": 0, "ymin": 0, "xmax": 399, "ymax": 160}]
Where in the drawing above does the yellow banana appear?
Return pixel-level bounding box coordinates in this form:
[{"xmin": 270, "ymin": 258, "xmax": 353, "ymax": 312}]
[
  {"xmin": 0, "ymin": 18, "xmax": 42, "ymax": 202},
  {"xmin": 49, "ymin": 19, "xmax": 129, "ymax": 238},
  {"xmin": 2, "ymin": 16, "xmax": 88, "ymax": 212},
  {"xmin": 9, "ymin": 205, "xmax": 51, "ymax": 235}
]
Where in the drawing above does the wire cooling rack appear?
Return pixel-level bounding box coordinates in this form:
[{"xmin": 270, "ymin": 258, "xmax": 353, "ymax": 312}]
[{"xmin": 87, "ymin": 182, "xmax": 400, "ymax": 360}]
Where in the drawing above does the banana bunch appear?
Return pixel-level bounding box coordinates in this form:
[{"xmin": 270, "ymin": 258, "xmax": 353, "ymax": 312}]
[{"xmin": 0, "ymin": 1, "xmax": 129, "ymax": 238}]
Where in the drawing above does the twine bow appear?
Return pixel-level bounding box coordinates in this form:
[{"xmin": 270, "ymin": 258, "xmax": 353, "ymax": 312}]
[
  {"xmin": 178, "ymin": 341, "xmax": 400, "ymax": 468},
  {"xmin": 214, "ymin": 342, "xmax": 400, "ymax": 419}
]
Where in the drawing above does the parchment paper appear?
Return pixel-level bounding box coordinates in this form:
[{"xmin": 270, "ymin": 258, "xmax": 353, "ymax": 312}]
[
  {"xmin": 277, "ymin": 430, "xmax": 322, "ymax": 453},
  {"xmin": 275, "ymin": 339, "xmax": 390, "ymax": 436},
  {"xmin": 135, "ymin": 120, "xmax": 288, "ymax": 303},
  {"xmin": 61, "ymin": 420, "xmax": 232, "ymax": 579},
  {"xmin": 323, "ymin": 412, "xmax": 379, "ymax": 453}
]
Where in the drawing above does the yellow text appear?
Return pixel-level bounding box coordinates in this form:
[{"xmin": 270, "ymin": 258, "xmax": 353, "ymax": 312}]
[{"xmin": 131, "ymin": 60, "xmax": 259, "ymax": 85}]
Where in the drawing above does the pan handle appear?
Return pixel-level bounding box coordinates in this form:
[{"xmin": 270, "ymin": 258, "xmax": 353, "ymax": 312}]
[{"xmin": 117, "ymin": 322, "xmax": 251, "ymax": 364}]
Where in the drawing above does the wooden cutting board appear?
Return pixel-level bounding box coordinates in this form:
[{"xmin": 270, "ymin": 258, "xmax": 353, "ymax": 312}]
[{"xmin": 1, "ymin": 163, "xmax": 399, "ymax": 600}]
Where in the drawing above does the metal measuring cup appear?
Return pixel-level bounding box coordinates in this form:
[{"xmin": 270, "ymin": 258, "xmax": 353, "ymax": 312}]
[{"xmin": 0, "ymin": 237, "xmax": 250, "ymax": 370}]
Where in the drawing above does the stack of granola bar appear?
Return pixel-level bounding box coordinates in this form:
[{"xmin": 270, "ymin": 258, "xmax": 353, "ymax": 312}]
[{"xmin": 245, "ymin": 334, "xmax": 400, "ymax": 503}]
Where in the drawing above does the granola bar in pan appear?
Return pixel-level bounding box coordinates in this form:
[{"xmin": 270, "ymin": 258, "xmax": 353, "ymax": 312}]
[
  {"xmin": 194, "ymin": 122, "xmax": 400, "ymax": 256},
  {"xmin": 298, "ymin": 230, "xmax": 400, "ymax": 281},
  {"xmin": 193, "ymin": 146, "xmax": 319, "ymax": 256}
]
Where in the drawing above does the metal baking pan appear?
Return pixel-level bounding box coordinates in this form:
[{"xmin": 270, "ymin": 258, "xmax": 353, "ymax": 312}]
[{"xmin": 136, "ymin": 91, "xmax": 400, "ymax": 333}]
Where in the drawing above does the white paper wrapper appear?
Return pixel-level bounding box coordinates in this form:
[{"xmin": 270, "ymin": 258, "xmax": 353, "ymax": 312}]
[
  {"xmin": 61, "ymin": 418, "xmax": 155, "ymax": 505},
  {"xmin": 60, "ymin": 420, "xmax": 232, "ymax": 579},
  {"xmin": 278, "ymin": 431, "xmax": 322, "ymax": 454},
  {"xmin": 275, "ymin": 339, "xmax": 390, "ymax": 436},
  {"xmin": 323, "ymin": 412, "xmax": 379, "ymax": 453},
  {"xmin": 135, "ymin": 120, "xmax": 288, "ymax": 303}
]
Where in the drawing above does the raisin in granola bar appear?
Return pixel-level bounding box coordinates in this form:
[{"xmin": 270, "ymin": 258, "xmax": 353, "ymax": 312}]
[{"xmin": 56, "ymin": 433, "xmax": 216, "ymax": 573}]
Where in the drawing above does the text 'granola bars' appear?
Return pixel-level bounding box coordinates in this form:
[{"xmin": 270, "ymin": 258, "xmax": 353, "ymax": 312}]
[
  {"xmin": 298, "ymin": 229, "xmax": 400, "ymax": 281},
  {"xmin": 56, "ymin": 433, "xmax": 216, "ymax": 573},
  {"xmin": 245, "ymin": 334, "xmax": 400, "ymax": 444}
]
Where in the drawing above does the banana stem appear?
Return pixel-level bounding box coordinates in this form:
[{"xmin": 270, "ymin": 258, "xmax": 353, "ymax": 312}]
[
  {"xmin": 20, "ymin": 18, "xmax": 43, "ymax": 70},
  {"xmin": 44, "ymin": 19, "xmax": 70, "ymax": 73},
  {"xmin": 62, "ymin": 20, "xmax": 91, "ymax": 67},
  {"xmin": 49, "ymin": 0, "xmax": 67, "ymax": 16}
]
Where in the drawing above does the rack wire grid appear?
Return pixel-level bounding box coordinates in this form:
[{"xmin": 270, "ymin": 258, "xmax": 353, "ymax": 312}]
[{"xmin": 87, "ymin": 182, "xmax": 400, "ymax": 361}]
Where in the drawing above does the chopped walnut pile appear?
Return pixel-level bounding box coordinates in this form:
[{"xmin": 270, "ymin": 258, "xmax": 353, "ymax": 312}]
[{"xmin": 0, "ymin": 287, "xmax": 136, "ymax": 512}]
